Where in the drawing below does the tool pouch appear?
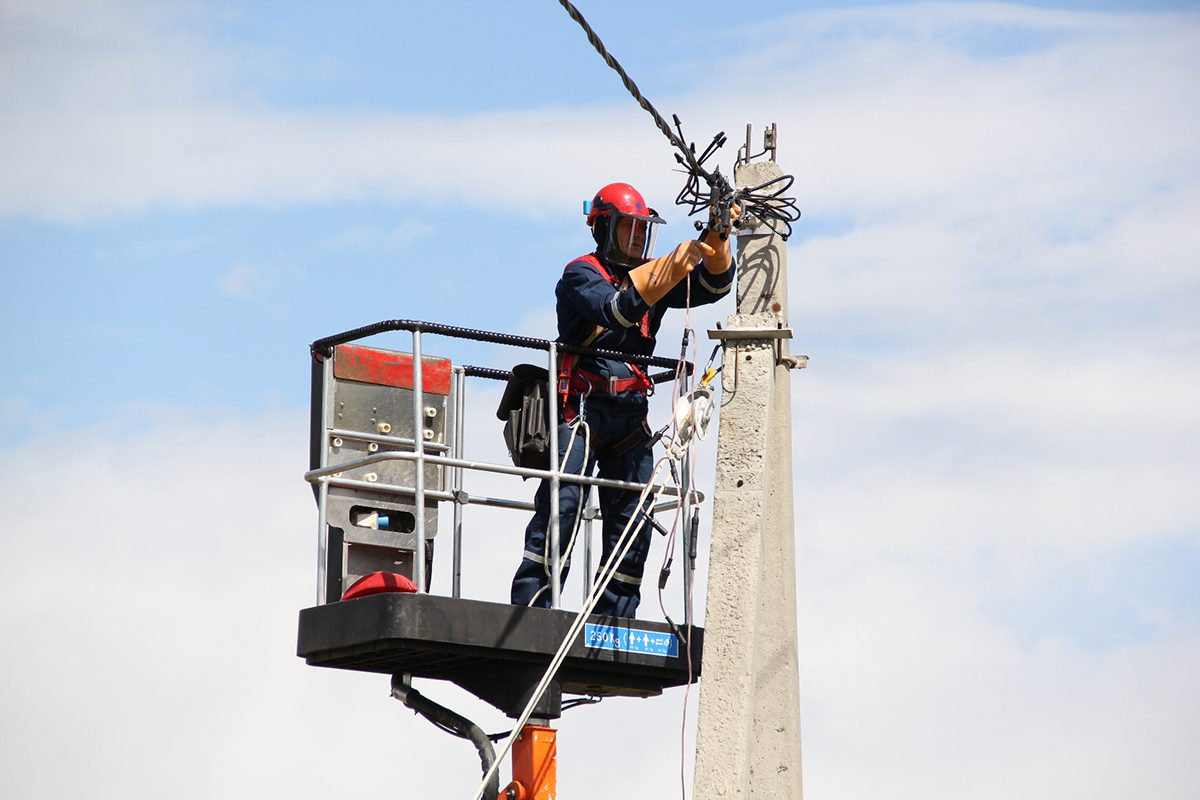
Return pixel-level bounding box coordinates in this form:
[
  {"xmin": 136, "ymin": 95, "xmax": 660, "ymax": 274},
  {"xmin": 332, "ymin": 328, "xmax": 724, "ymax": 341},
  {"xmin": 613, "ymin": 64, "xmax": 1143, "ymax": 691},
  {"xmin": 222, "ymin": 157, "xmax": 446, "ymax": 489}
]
[{"xmin": 496, "ymin": 364, "xmax": 551, "ymax": 472}]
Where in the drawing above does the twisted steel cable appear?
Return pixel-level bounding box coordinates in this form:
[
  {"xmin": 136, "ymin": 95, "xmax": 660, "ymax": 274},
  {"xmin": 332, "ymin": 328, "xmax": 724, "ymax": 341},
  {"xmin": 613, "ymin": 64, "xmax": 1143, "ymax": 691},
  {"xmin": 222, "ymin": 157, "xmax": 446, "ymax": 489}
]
[
  {"xmin": 556, "ymin": 0, "xmax": 801, "ymax": 239},
  {"xmin": 556, "ymin": 0, "xmax": 706, "ymax": 177}
]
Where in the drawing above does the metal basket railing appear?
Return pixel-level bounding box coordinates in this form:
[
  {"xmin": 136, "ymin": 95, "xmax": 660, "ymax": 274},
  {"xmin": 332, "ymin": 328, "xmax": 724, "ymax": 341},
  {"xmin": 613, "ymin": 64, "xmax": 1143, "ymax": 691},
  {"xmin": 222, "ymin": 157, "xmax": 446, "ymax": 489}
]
[{"xmin": 304, "ymin": 320, "xmax": 703, "ymax": 623}]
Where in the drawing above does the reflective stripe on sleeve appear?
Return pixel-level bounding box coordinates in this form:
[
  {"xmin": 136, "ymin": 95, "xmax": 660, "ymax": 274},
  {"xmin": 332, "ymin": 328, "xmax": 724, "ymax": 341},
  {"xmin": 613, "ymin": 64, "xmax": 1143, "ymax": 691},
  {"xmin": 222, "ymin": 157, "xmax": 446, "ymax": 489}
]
[
  {"xmin": 698, "ymin": 270, "xmax": 732, "ymax": 295},
  {"xmin": 610, "ymin": 292, "xmax": 637, "ymax": 328}
]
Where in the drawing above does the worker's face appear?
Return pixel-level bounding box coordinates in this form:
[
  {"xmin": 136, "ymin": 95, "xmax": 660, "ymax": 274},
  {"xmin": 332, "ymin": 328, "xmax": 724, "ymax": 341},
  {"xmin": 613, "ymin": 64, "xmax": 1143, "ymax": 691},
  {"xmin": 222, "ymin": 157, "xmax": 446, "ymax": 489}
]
[{"xmin": 615, "ymin": 216, "xmax": 649, "ymax": 260}]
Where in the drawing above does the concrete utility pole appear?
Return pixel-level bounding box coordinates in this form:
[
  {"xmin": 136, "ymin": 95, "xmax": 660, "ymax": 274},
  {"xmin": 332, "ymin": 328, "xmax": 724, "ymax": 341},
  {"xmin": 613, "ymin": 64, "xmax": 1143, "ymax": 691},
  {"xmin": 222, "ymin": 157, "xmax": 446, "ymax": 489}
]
[{"xmin": 692, "ymin": 153, "xmax": 804, "ymax": 798}]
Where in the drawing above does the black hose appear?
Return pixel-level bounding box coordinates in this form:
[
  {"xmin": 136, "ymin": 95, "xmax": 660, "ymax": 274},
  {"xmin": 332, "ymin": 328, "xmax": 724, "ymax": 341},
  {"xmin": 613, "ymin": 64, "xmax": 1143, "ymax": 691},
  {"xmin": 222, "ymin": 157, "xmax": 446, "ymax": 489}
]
[
  {"xmin": 311, "ymin": 318, "xmax": 686, "ymax": 369},
  {"xmin": 465, "ymin": 363, "xmax": 679, "ymax": 387},
  {"xmin": 312, "ymin": 318, "xmax": 551, "ymax": 357},
  {"xmin": 391, "ymin": 676, "xmax": 499, "ymax": 800}
]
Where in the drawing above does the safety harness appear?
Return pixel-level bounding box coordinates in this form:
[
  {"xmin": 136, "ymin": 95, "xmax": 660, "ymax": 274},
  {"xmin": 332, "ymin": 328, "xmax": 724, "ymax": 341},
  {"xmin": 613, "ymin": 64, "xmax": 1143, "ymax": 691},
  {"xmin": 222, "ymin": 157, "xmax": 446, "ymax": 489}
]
[
  {"xmin": 556, "ymin": 254, "xmax": 654, "ymax": 408},
  {"xmin": 555, "ymin": 254, "xmax": 655, "ymax": 458}
]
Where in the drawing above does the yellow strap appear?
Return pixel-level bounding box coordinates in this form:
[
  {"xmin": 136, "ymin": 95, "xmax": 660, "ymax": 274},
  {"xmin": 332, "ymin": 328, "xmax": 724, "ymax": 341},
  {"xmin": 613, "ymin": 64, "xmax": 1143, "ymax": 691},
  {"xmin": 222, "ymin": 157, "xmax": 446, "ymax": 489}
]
[{"xmin": 581, "ymin": 324, "xmax": 605, "ymax": 347}]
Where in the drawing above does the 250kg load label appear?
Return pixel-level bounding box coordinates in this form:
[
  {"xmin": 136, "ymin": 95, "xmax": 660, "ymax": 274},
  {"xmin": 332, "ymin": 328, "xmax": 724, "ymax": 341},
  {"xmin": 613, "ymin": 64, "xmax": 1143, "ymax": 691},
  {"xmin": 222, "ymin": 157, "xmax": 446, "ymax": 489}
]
[{"xmin": 583, "ymin": 623, "xmax": 678, "ymax": 657}]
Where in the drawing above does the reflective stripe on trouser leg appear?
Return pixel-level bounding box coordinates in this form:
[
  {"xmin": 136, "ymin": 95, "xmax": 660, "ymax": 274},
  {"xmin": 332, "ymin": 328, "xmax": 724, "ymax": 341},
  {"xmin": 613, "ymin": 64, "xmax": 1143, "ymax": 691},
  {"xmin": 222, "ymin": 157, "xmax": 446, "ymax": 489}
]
[
  {"xmin": 511, "ymin": 420, "xmax": 593, "ymax": 608},
  {"xmin": 591, "ymin": 441, "xmax": 655, "ymax": 618}
]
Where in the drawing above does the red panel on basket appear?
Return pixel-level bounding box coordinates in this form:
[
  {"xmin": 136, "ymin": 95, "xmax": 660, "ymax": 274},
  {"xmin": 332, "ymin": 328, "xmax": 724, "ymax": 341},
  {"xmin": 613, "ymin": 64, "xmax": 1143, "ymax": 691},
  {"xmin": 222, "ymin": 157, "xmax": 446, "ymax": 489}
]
[
  {"xmin": 334, "ymin": 344, "xmax": 451, "ymax": 394},
  {"xmin": 341, "ymin": 571, "xmax": 418, "ymax": 601}
]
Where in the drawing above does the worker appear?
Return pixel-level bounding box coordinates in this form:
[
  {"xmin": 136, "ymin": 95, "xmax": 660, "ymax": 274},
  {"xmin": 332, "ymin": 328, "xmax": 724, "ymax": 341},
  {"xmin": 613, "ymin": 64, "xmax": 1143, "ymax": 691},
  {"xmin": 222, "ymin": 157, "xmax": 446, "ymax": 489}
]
[{"xmin": 511, "ymin": 181, "xmax": 737, "ymax": 618}]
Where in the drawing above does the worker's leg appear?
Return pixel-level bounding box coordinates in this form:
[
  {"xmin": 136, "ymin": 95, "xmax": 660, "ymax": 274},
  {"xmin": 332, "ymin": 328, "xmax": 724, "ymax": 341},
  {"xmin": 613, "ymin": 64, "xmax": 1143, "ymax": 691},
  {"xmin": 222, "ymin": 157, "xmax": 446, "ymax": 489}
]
[
  {"xmin": 591, "ymin": 439, "xmax": 655, "ymax": 618},
  {"xmin": 511, "ymin": 419, "xmax": 593, "ymax": 608}
]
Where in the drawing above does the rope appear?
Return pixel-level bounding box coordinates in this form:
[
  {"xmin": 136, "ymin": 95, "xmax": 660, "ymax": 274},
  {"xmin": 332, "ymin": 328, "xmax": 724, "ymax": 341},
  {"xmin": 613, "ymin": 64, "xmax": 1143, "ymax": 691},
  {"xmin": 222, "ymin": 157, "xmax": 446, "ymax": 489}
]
[
  {"xmin": 526, "ymin": 415, "xmax": 593, "ymax": 608},
  {"xmin": 470, "ymin": 457, "xmax": 673, "ymax": 800}
]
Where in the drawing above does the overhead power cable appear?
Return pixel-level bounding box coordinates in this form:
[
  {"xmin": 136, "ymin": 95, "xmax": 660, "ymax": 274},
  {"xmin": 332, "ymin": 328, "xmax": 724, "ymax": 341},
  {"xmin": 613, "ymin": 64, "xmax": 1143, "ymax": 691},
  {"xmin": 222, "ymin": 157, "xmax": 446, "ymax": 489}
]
[
  {"xmin": 556, "ymin": 0, "xmax": 701, "ymax": 173},
  {"xmin": 555, "ymin": 0, "xmax": 802, "ymax": 240}
]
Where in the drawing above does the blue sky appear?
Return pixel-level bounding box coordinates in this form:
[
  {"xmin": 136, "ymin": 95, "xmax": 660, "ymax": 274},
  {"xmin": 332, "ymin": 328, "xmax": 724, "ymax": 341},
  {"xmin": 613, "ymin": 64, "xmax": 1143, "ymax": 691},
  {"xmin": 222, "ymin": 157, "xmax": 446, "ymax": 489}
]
[{"xmin": 2, "ymin": 1, "xmax": 1198, "ymax": 798}]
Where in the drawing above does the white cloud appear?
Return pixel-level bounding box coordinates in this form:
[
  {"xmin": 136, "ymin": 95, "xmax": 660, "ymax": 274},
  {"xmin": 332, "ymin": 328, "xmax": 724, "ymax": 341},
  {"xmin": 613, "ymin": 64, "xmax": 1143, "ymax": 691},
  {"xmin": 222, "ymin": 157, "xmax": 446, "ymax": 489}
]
[
  {"xmin": 218, "ymin": 260, "xmax": 272, "ymax": 298},
  {"xmin": 0, "ymin": 396, "xmax": 704, "ymax": 797},
  {"xmin": 797, "ymin": 560, "xmax": 1200, "ymax": 799},
  {"xmin": 0, "ymin": 0, "xmax": 668, "ymax": 223},
  {"xmin": 790, "ymin": 343, "xmax": 1200, "ymax": 560},
  {"xmin": 2, "ymin": 363, "xmax": 1196, "ymax": 797},
  {"xmin": 5, "ymin": 1, "xmax": 1190, "ymax": 232},
  {"xmin": 322, "ymin": 219, "xmax": 436, "ymax": 250},
  {"xmin": 4, "ymin": 2, "xmax": 1200, "ymax": 798}
]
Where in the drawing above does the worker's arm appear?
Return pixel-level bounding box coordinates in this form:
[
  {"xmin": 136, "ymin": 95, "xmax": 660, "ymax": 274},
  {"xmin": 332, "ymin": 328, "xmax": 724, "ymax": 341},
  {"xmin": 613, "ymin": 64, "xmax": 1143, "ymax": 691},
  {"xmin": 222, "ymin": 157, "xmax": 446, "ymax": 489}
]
[
  {"xmin": 659, "ymin": 249, "xmax": 735, "ymax": 308},
  {"xmin": 630, "ymin": 204, "xmax": 741, "ymax": 305},
  {"xmin": 557, "ymin": 258, "xmax": 650, "ymax": 333},
  {"xmin": 628, "ymin": 239, "xmax": 716, "ymax": 306},
  {"xmin": 699, "ymin": 227, "xmax": 732, "ymax": 274}
]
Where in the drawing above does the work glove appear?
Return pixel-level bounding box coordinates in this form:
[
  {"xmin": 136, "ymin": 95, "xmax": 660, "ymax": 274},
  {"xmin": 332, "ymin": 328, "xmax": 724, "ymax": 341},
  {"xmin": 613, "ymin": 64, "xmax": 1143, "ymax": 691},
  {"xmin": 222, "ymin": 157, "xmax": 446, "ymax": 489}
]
[
  {"xmin": 700, "ymin": 203, "xmax": 741, "ymax": 275},
  {"xmin": 707, "ymin": 202, "xmax": 743, "ymax": 233},
  {"xmin": 629, "ymin": 239, "xmax": 716, "ymax": 305}
]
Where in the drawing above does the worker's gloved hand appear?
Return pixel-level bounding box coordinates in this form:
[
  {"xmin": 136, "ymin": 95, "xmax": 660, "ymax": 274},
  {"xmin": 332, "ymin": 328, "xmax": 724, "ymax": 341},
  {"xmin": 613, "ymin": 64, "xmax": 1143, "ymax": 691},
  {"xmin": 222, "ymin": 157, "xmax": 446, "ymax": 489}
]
[
  {"xmin": 708, "ymin": 202, "xmax": 743, "ymax": 232},
  {"xmin": 701, "ymin": 203, "xmax": 740, "ymax": 275},
  {"xmin": 630, "ymin": 239, "xmax": 716, "ymax": 305}
]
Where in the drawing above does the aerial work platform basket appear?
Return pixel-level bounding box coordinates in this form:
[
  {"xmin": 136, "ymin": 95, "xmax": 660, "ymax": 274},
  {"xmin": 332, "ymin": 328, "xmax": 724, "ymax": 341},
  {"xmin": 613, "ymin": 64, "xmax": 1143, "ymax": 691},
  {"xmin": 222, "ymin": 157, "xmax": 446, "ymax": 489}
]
[{"xmin": 296, "ymin": 320, "xmax": 706, "ymax": 720}]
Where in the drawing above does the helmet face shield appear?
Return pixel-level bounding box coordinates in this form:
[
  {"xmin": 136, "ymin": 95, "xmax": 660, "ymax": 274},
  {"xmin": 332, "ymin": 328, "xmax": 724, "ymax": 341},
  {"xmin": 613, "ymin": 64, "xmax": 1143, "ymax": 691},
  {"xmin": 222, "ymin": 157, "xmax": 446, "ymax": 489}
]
[
  {"xmin": 599, "ymin": 208, "xmax": 664, "ymax": 269},
  {"xmin": 612, "ymin": 211, "xmax": 661, "ymax": 264},
  {"xmin": 587, "ymin": 182, "xmax": 665, "ymax": 269}
]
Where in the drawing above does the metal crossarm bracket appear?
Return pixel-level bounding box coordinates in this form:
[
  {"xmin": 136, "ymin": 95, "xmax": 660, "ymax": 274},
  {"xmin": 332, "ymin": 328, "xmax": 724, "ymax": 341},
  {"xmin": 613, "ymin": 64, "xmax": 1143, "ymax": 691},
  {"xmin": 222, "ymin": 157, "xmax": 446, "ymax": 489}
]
[{"xmin": 707, "ymin": 326, "xmax": 794, "ymax": 341}]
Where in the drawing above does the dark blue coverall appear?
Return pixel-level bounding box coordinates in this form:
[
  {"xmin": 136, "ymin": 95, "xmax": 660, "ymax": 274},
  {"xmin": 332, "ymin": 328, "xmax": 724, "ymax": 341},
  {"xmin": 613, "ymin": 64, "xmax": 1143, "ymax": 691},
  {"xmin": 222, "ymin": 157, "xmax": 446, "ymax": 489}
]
[{"xmin": 510, "ymin": 250, "xmax": 735, "ymax": 618}]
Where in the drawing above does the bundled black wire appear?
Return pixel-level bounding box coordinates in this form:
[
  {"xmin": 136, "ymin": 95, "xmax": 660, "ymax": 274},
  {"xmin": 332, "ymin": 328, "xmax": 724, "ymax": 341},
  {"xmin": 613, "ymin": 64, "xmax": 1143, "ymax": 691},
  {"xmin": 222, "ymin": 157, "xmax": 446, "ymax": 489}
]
[
  {"xmin": 556, "ymin": 0, "xmax": 802, "ymax": 240},
  {"xmin": 670, "ymin": 117, "xmax": 802, "ymax": 241}
]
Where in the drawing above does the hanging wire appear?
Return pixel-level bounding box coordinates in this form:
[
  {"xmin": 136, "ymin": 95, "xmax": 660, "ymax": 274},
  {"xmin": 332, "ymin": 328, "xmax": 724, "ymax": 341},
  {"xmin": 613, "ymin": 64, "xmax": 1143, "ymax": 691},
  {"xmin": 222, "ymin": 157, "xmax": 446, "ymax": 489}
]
[{"xmin": 470, "ymin": 458, "xmax": 676, "ymax": 800}]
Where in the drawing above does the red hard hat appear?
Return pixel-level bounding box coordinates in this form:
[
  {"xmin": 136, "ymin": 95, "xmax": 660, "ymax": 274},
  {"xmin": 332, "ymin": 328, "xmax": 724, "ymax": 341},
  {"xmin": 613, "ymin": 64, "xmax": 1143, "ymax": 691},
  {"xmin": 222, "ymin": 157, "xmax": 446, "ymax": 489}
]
[{"xmin": 587, "ymin": 182, "xmax": 653, "ymax": 226}]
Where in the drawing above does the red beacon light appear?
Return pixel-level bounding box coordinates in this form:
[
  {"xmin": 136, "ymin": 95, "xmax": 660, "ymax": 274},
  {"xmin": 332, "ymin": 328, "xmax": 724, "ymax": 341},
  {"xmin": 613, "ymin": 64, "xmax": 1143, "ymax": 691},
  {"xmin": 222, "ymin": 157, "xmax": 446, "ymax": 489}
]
[{"xmin": 341, "ymin": 571, "xmax": 418, "ymax": 601}]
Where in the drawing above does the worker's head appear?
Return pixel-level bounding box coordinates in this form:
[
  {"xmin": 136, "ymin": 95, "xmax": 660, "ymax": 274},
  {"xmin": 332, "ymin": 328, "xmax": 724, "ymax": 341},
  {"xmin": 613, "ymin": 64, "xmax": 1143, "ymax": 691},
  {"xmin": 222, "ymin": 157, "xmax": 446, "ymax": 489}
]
[{"xmin": 587, "ymin": 182, "xmax": 665, "ymax": 269}]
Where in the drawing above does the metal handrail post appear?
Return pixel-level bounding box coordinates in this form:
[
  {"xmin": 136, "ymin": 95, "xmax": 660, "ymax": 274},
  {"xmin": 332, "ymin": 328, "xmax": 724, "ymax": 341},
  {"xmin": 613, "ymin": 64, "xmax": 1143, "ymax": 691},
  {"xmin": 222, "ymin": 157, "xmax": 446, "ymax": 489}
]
[
  {"xmin": 412, "ymin": 330, "xmax": 427, "ymax": 594},
  {"xmin": 317, "ymin": 478, "xmax": 329, "ymax": 605},
  {"xmin": 317, "ymin": 353, "xmax": 334, "ymax": 605},
  {"xmin": 582, "ymin": 487, "xmax": 596, "ymax": 604},
  {"xmin": 451, "ymin": 366, "xmax": 466, "ymax": 598},
  {"xmin": 547, "ymin": 342, "xmax": 561, "ymax": 609}
]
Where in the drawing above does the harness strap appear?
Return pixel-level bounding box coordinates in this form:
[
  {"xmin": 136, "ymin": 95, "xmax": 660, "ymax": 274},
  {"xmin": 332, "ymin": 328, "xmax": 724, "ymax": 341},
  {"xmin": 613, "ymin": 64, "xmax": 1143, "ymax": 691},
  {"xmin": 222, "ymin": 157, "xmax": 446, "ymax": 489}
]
[
  {"xmin": 557, "ymin": 350, "xmax": 580, "ymax": 410},
  {"xmin": 602, "ymin": 419, "xmax": 653, "ymax": 460},
  {"xmin": 577, "ymin": 253, "xmax": 652, "ymax": 336},
  {"xmin": 558, "ymin": 254, "xmax": 656, "ymax": 411},
  {"xmin": 571, "ymin": 368, "xmax": 652, "ymax": 396},
  {"xmin": 559, "ymin": 400, "xmax": 652, "ymax": 460}
]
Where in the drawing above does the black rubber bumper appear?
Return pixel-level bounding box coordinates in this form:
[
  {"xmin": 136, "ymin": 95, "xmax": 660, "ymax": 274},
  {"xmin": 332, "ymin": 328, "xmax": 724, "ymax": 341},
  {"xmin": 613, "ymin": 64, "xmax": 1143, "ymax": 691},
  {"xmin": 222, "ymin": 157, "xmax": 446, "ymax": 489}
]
[{"xmin": 297, "ymin": 593, "xmax": 703, "ymax": 718}]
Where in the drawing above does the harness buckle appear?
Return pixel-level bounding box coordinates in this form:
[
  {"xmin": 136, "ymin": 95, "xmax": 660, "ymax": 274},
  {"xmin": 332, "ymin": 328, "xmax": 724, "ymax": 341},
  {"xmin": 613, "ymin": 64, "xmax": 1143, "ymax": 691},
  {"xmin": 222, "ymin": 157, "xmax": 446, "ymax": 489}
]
[{"xmin": 609, "ymin": 375, "xmax": 619, "ymax": 394}]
